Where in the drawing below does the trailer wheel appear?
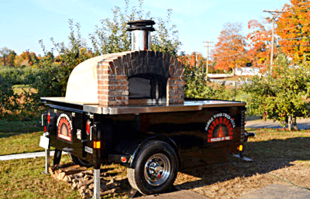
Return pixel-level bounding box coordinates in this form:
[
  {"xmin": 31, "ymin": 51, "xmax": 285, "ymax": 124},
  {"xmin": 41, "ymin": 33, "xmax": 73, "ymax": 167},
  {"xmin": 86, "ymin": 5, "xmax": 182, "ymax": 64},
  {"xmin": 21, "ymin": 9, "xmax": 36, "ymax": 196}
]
[
  {"xmin": 70, "ymin": 154, "xmax": 93, "ymax": 168},
  {"xmin": 127, "ymin": 140, "xmax": 179, "ymax": 195}
]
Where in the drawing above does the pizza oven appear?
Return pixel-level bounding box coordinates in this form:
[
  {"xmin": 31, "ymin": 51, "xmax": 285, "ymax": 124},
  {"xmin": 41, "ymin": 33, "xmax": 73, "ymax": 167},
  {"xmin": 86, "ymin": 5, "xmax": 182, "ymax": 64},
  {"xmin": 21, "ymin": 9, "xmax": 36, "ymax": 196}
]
[{"xmin": 65, "ymin": 20, "xmax": 185, "ymax": 106}]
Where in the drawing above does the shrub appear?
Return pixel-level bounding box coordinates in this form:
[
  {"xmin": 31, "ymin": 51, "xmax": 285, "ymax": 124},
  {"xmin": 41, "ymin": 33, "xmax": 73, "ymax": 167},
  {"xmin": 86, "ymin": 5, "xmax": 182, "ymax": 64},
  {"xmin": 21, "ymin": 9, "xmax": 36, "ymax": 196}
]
[
  {"xmin": 242, "ymin": 54, "xmax": 310, "ymax": 130},
  {"xmin": 184, "ymin": 65, "xmax": 236, "ymax": 100}
]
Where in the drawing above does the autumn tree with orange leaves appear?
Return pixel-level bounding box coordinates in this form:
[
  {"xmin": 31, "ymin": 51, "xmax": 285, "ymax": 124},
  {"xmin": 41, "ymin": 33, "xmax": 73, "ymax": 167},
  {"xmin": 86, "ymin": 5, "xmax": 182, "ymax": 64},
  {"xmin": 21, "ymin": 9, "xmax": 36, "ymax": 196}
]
[
  {"xmin": 277, "ymin": 0, "xmax": 310, "ymax": 66},
  {"xmin": 247, "ymin": 19, "xmax": 273, "ymax": 71},
  {"xmin": 212, "ymin": 22, "xmax": 249, "ymax": 72}
]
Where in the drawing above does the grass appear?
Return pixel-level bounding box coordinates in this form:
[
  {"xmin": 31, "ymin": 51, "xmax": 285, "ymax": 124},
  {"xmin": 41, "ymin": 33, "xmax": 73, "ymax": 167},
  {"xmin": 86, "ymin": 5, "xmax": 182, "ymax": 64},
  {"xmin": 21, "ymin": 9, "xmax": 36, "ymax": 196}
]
[
  {"xmin": 213, "ymin": 75, "xmax": 255, "ymax": 82},
  {"xmin": 174, "ymin": 128, "xmax": 310, "ymax": 198},
  {"xmin": 0, "ymin": 119, "xmax": 46, "ymax": 155},
  {"xmin": 0, "ymin": 119, "xmax": 41, "ymax": 134},
  {"xmin": 0, "ymin": 155, "xmax": 80, "ymax": 199},
  {"xmin": 12, "ymin": 84, "xmax": 37, "ymax": 94}
]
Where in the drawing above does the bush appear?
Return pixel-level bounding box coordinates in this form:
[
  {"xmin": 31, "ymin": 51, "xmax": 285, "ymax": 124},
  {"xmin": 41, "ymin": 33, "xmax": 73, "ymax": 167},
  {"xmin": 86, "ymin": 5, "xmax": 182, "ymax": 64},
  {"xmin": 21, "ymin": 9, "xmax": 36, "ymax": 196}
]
[
  {"xmin": 242, "ymin": 54, "xmax": 310, "ymax": 130},
  {"xmin": 0, "ymin": 66, "xmax": 39, "ymax": 85},
  {"xmin": 184, "ymin": 65, "xmax": 236, "ymax": 100}
]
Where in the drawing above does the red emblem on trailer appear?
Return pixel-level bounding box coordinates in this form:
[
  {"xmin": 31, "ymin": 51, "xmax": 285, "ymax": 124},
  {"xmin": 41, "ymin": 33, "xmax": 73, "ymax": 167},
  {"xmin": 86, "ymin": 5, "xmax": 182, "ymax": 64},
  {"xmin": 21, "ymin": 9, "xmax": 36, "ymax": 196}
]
[
  {"xmin": 57, "ymin": 113, "xmax": 73, "ymax": 142},
  {"xmin": 205, "ymin": 113, "xmax": 235, "ymax": 143}
]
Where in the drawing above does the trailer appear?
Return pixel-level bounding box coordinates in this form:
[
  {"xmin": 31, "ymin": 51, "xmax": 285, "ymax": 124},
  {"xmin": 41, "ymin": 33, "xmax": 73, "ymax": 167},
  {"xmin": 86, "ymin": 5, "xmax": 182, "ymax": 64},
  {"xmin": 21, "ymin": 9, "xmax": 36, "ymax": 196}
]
[{"xmin": 39, "ymin": 20, "xmax": 254, "ymax": 198}]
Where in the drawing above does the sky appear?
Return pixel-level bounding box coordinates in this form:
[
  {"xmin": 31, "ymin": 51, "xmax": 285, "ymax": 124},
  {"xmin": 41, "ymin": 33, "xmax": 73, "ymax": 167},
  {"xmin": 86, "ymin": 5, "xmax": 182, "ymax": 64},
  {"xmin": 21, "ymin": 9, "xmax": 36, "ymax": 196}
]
[{"xmin": 0, "ymin": 0, "xmax": 290, "ymax": 57}]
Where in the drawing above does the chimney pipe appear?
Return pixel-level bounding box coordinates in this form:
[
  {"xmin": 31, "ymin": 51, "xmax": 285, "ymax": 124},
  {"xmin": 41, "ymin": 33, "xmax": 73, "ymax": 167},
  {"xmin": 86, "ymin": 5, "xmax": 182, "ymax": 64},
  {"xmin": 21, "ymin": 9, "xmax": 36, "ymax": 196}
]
[{"xmin": 127, "ymin": 20, "xmax": 155, "ymax": 51}]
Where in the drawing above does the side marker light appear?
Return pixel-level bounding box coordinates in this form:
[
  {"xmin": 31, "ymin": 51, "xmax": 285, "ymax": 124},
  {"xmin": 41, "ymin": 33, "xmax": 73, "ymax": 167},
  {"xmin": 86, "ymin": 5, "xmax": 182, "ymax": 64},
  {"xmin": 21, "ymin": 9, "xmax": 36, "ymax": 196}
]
[{"xmin": 93, "ymin": 141, "xmax": 101, "ymax": 149}]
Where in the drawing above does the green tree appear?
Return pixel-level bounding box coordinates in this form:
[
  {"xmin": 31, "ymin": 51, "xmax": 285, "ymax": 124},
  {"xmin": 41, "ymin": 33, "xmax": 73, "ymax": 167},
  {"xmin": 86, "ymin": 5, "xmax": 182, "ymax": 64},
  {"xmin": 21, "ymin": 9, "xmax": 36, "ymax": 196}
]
[
  {"xmin": 90, "ymin": 0, "xmax": 181, "ymax": 57},
  {"xmin": 184, "ymin": 63, "xmax": 233, "ymax": 100},
  {"xmin": 242, "ymin": 53, "xmax": 310, "ymax": 130},
  {"xmin": 38, "ymin": 19, "xmax": 93, "ymax": 96},
  {"xmin": 7, "ymin": 51, "xmax": 17, "ymax": 67}
]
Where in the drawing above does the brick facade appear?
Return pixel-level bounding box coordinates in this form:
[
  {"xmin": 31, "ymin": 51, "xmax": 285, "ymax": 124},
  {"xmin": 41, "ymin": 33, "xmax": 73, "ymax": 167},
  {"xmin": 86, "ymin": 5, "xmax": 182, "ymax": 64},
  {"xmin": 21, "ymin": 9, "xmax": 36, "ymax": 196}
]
[{"xmin": 97, "ymin": 50, "xmax": 185, "ymax": 106}]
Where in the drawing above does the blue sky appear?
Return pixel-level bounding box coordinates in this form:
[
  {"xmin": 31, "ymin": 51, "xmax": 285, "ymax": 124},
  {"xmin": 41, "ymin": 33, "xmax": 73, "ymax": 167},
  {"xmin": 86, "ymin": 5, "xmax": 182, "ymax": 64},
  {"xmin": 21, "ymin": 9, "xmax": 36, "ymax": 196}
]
[{"xmin": 1, "ymin": 0, "xmax": 290, "ymax": 57}]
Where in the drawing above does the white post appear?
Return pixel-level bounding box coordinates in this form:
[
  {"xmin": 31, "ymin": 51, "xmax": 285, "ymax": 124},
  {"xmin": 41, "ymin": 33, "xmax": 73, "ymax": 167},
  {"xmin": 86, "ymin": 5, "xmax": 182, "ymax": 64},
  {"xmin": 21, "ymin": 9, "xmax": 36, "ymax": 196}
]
[{"xmin": 93, "ymin": 169, "xmax": 100, "ymax": 199}]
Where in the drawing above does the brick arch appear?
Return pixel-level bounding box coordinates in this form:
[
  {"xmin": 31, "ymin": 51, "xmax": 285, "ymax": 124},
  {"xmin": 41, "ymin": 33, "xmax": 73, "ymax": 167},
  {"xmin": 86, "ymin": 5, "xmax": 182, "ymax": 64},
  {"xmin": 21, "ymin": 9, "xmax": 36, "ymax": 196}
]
[{"xmin": 97, "ymin": 50, "xmax": 185, "ymax": 106}]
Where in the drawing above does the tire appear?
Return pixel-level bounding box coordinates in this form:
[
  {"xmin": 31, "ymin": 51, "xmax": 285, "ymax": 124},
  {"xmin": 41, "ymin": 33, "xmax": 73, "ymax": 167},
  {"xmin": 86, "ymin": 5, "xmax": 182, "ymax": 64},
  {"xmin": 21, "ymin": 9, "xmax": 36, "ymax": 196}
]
[
  {"xmin": 127, "ymin": 140, "xmax": 179, "ymax": 195},
  {"xmin": 70, "ymin": 154, "xmax": 93, "ymax": 168}
]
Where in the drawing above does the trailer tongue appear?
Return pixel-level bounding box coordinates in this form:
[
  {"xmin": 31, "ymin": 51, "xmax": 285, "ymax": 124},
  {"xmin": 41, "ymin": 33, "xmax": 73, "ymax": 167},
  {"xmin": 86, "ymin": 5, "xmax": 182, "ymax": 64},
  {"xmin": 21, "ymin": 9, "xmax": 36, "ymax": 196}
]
[{"xmin": 40, "ymin": 20, "xmax": 253, "ymax": 198}]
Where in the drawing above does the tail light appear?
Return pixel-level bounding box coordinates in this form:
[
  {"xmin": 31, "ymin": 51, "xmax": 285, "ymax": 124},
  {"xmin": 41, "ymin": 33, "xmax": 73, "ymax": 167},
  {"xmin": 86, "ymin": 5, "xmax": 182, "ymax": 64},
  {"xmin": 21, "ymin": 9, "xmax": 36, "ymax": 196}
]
[
  {"xmin": 47, "ymin": 111, "xmax": 51, "ymax": 124},
  {"xmin": 86, "ymin": 120, "xmax": 91, "ymax": 135},
  {"xmin": 121, "ymin": 156, "xmax": 127, "ymax": 163},
  {"xmin": 93, "ymin": 141, "xmax": 101, "ymax": 149}
]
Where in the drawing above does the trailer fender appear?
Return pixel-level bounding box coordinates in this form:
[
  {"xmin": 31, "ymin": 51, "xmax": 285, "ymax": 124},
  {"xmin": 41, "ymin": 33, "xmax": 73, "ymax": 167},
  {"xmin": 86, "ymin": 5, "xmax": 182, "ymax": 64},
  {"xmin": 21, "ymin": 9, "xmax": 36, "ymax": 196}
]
[{"xmin": 128, "ymin": 135, "xmax": 181, "ymax": 168}]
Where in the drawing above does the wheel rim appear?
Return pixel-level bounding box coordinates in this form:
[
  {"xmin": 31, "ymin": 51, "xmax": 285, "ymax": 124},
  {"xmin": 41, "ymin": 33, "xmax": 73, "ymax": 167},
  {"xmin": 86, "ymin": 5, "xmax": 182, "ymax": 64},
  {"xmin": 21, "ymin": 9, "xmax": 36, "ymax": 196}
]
[{"xmin": 144, "ymin": 153, "xmax": 171, "ymax": 186}]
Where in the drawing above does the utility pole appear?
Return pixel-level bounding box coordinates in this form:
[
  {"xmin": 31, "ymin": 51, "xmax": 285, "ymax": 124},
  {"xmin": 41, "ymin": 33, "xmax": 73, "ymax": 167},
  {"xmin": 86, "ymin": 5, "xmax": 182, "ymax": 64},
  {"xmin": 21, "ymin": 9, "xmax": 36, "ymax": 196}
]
[
  {"xmin": 263, "ymin": 10, "xmax": 284, "ymax": 75},
  {"xmin": 203, "ymin": 41, "xmax": 213, "ymax": 80}
]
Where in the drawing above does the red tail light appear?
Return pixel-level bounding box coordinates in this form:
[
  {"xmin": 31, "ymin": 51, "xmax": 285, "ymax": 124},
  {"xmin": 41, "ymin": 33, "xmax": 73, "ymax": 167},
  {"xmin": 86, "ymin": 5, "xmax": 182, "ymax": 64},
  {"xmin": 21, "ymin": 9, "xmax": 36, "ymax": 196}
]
[
  {"xmin": 86, "ymin": 120, "xmax": 91, "ymax": 135},
  {"xmin": 121, "ymin": 156, "xmax": 127, "ymax": 163},
  {"xmin": 44, "ymin": 126, "xmax": 47, "ymax": 132},
  {"xmin": 47, "ymin": 112, "xmax": 51, "ymax": 124}
]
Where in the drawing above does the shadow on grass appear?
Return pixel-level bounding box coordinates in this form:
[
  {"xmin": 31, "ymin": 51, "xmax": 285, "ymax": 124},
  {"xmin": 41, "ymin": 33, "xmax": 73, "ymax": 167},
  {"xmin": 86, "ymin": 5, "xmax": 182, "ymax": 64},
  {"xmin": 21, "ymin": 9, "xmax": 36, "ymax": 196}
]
[
  {"xmin": 175, "ymin": 137, "xmax": 310, "ymax": 190},
  {"xmin": 0, "ymin": 119, "xmax": 42, "ymax": 138}
]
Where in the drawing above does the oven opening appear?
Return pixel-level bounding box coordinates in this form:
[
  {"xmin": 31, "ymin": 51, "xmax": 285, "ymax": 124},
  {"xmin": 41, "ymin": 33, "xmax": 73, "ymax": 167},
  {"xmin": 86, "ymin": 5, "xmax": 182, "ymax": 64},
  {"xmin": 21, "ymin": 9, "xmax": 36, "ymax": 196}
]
[{"xmin": 128, "ymin": 74, "xmax": 167, "ymax": 105}]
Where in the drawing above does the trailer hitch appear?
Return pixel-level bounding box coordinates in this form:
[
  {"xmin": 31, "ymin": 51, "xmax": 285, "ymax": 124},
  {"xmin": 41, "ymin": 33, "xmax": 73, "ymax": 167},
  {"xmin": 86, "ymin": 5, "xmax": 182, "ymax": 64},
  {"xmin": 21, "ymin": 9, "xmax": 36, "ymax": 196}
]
[
  {"xmin": 233, "ymin": 131, "xmax": 256, "ymax": 161},
  {"xmin": 244, "ymin": 131, "xmax": 255, "ymax": 142}
]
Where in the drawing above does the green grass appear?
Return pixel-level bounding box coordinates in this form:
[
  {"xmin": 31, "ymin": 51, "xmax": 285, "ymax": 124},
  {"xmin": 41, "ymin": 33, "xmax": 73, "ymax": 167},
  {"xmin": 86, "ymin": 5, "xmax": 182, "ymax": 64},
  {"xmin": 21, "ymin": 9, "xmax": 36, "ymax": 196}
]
[
  {"xmin": 0, "ymin": 119, "xmax": 41, "ymax": 134},
  {"xmin": 0, "ymin": 131, "xmax": 44, "ymax": 155},
  {"xmin": 12, "ymin": 84, "xmax": 36, "ymax": 94},
  {"xmin": 0, "ymin": 155, "xmax": 80, "ymax": 199},
  {"xmin": 245, "ymin": 128, "xmax": 310, "ymax": 160},
  {"xmin": 214, "ymin": 75, "xmax": 255, "ymax": 81},
  {"xmin": 0, "ymin": 119, "xmax": 46, "ymax": 155}
]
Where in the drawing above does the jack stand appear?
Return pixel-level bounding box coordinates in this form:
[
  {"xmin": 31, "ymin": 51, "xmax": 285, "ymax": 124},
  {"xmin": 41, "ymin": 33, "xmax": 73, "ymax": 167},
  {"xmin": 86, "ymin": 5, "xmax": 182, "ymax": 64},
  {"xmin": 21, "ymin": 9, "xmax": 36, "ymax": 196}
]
[
  {"xmin": 93, "ymin": 168, "xmax": 100, "ymax": 199},
  {"xmin": 53, "ymin": 149, "xmax": 62, "ymax": 166},
  {"xmin": 233, "ymin": 153, "xmax": 253, "ymax": 162},
  {"xmin": 42, "ymin": 147, "xmax": 50, "ymax": 174}
]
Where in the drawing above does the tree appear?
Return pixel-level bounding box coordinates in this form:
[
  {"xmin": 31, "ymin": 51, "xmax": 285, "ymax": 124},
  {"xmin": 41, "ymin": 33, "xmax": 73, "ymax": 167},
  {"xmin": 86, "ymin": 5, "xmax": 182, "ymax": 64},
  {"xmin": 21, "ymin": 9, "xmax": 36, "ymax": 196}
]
[
  {"xmin": 212, "ymin": 22, "xmax": 249, "ymax": 72},
  {"xmin": 20, "ymin": 50, "xmax": 39, "ymax": 66},
  {"xmin": 7, "ymin": 51, "xmax": 17, "ymax": 67},
  {"xmin": 37, "ymin": 0, "xmax": 181, "ymax": 98},
  {"xmin": 242, "ymin": 53, "xmax": 310, "ymax": 130},
  {"xmin": 151, "ymin": 9, "xmax": 181, "ymax": 57},
  {"xmin": 13, "ymin": 54, "xmax": 24, "ymax": 67},
  {"xmin": 0, "ymin": 47, "xmax": 12, "ymax": 66},
  {"xmin": 247, "ymin": 19, "xmax": 273, "ymax": 71},
  {"xmin": 90, "ymin": 0, "xmax": 181, "ymax": 57},
  {"xmin": 38, "ymin": 19, "xmax": 93, "ymax": 96},
  {"xmin": 277, "ymin": 0, "xmax": 310, "ymax": 66},
  {"xmin": 178, "ymin": 52, "xmax": 204, "ymax": 68}
]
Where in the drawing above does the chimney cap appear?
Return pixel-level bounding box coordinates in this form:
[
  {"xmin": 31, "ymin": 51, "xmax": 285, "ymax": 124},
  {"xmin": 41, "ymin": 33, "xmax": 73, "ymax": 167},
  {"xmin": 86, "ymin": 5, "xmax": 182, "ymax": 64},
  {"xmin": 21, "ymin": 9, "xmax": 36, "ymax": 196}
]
[{"xmin": 127, "ymin": 20, "xmax": 155, "ymax": 31}]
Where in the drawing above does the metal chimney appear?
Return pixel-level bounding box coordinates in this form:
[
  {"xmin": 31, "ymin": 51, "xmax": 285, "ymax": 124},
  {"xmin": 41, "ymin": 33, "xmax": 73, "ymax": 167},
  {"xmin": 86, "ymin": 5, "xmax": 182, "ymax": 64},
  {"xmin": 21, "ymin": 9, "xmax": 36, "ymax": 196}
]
[{"xmin": 127, "ymin": 20, "xmax": 155, "ymax": 51}]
